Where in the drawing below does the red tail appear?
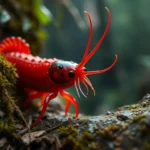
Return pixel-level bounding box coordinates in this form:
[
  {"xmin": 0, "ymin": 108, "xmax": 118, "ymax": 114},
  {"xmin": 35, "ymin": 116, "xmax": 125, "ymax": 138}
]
[{"xmin": 0, "ymin": 37, "xmax": 31, "ymax": 54}]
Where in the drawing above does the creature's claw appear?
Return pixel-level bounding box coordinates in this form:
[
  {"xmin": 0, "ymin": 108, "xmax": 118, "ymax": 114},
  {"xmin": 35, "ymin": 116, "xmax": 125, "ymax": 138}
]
[
  {"xmin": 60, "ymin": 90, "xmax": 79, "ymax": 117},
  {"xmin": 65, "ymin": 101, "xmax": 71, "ymax": 116},
  {"xmin": 32, "ymin": 92, "xmax": 58, "ymax": 126}
]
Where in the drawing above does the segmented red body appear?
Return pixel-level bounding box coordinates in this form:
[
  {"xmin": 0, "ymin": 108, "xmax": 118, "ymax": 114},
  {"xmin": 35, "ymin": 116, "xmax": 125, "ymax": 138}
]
[
  {"xmin": 0, "ymin": 8, "xmax": 118, "ymax": 126},
  {"xmin": 6, "ymin": 51, "xmax": 56, "ymax": 91}
]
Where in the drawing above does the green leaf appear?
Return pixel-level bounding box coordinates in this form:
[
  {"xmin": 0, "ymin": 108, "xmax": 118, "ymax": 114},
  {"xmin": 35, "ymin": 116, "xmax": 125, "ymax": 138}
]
[
  {"xmin": 36, "ymin": 29, "xmax": 48, "ymax": 40},
  {"xmin": 33, "ymin": 0, "xmax": 52, "ymax": 24}
]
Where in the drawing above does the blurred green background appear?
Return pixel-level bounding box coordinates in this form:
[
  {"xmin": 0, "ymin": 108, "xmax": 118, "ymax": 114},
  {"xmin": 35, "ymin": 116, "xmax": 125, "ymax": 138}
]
[{"xmin": 1, "ymin": 0, "xmax": 150, "ymax": 115}]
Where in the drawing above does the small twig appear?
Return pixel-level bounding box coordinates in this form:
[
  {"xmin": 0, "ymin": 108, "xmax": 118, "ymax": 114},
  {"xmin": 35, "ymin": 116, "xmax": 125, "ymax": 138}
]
[
  {"xmin": 3, "ymin": 89, "xmax": 31, "ymax": 143},
  {"xmin": 54, "ymin": 136, "xmax": 61, "ymax": 150},
  {"xmin": 18, "ymin": 116, "xmax": 32, "ymax": 136},
  {"xmin": 45, "ymin": 120, "xmax": 69, "ymax": 133},
  {"xmin": 38, "ymin": 120, "xmax": 68, "ymax": 138}
]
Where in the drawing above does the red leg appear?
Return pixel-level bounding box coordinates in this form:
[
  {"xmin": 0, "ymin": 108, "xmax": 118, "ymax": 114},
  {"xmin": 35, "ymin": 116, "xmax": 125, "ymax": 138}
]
[
  {"xmin": 32, "ymin": 92, "xmax": 58, "ymax": 126},
  {"xmin": 23, "ymin": 92, "xmax": 43, "ymax": 108},
  {"xmin": 59, "ymin": 90, "xmax": 79, "ymax": 117},
  {"xmin": 40, "ymin": 92, "xmax": 49, "ymax": 108},
  {"xmin": 65, "ymin": 101, "xmax": 71, "ymax": 116}
]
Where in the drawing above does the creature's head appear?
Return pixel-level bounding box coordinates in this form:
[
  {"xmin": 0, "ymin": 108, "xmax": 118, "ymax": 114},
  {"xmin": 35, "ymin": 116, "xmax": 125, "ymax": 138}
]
[
  {"xmin": 49, "ymin": 60, "xmax": 79, "ymax": 86},
  {"xmin": 49, "ymin": 7, "xmax": 118, "ymax": 97}
]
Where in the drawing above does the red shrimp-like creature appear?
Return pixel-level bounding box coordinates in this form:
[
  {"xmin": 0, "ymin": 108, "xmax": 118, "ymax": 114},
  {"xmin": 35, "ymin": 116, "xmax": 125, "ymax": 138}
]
[{"xmin": 0, "ymin": 7, "xmax": 118, "ymax": 126}]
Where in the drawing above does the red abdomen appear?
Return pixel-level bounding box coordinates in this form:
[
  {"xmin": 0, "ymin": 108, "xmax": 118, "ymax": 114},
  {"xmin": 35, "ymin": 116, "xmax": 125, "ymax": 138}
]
[{"xmin": 5, "ymin": 52, "xmax": 57, "ymax": 92}]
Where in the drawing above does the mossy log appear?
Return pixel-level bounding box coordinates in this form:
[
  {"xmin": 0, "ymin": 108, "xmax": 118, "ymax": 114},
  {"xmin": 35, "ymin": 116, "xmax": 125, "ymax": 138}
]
[{"xmin": 23, "ymin": 95, "xmax": 150, "ymax": 150}]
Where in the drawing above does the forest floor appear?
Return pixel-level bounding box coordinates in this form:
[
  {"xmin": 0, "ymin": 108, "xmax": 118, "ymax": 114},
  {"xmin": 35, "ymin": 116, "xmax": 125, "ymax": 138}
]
[{"xmin": 1, "ymin": 90, "xmax": 150, "ymax": 150}]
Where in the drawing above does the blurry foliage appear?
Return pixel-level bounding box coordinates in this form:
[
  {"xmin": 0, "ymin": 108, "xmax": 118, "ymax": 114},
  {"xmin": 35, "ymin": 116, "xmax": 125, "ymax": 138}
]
[
  {"xmin": 43, "ymin": 0, "xmax": 150, "ymax": 114},
  {"xmin": 0, "ymin": 0, "xmax": 51, "ymax": 55},
  {"xmin": 1, "ymin": 0, "xmax": 150, "ymax": 116},
  {"xmin": 105, "ymin": 0, "xmax": 150, "ymax": 106}
]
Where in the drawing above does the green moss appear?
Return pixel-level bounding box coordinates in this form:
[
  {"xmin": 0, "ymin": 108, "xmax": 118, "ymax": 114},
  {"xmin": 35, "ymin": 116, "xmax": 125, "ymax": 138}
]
[
  {"xmin": 98, "ymin": 124, "xmax": 120, "ymax": 140},
  {"xmin": 139, "ymin": 123, "xmax": 149, "ymax": 134},
  {"xmin": 132, "ymin": 115, "xmax": 146, "ymax": 123},
  {"xmin": 0, "ymin": 55, "xmax": 18, "ymax": 90},
  {"xmin": 1, "ymin": 93, "xmax": 15, "ymax": 125},
  {"xmin": 0, "ymin": 120, "xmax": 21, "ymax": 142},
  {"xmin": 0, "ymin": 55, "xmax": 18, "ymax": 124},
  {"xmin": 127, "ymin": 104, "xmax": 139, "ymax": 110},
  {"xmin": 0, "ymin": 55, "xmax": 18, "ymax": 88},
  {"xmin": 0, "ymin": 55, "xmax": 19, "ymax": 138},
  {"xmin": 58, "ymin": 125, "xmax": 78, "ymax": 137},
  {"xmin": 135, "ymin": 117, "xmax": 150, "ymax": 150},
  {"xmin": 0, "ymin": 121, "xmax": 13, "ymax": 132},
  {"xmin": 61, "ymin": 133, "xmax": 100, "ymax": 150},
  {"xmin": 81, "ymin": 132, "xmax": 94, "ymax": 141},
  {"xmin": 58, "ymin": 125, "xmax": 100, "ymax": 150}
]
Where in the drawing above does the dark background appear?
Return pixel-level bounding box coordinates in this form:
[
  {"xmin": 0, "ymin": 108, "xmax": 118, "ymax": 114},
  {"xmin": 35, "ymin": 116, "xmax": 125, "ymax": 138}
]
[{"xmin": 1, "ymin": 0, "xmax": 150, "ymax": 115}]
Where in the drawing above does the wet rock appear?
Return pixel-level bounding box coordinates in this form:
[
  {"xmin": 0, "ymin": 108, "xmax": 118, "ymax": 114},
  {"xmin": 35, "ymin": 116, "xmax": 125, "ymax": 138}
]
[{"xmin": 1, "ymin": 94, "xmax": 150, "ymax": 149}]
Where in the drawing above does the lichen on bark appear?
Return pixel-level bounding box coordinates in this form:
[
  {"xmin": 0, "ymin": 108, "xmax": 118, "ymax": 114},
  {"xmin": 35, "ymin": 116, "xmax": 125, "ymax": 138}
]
[{"xmin": 0, "ymin": 55, "xmax": 22, "ymax": 145}]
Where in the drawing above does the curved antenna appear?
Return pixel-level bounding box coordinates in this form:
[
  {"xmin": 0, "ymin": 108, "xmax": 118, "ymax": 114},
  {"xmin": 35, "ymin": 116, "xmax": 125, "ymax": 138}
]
[
  {"xmin": 78, "ymin": 7, "xmax": 111, "ymax": 69},
  {"xmin": 84, "ymin": 54, "xmax": 118, "ymax": 75},
  {"xmin": 79, "ymin": 11, "xmax": 93, "ymax": 67}
]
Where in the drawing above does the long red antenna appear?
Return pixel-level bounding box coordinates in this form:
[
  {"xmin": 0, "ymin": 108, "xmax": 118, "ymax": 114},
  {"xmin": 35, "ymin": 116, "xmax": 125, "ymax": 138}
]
[
  {"xmin": 84, "ymin": 54, "xmax": 118, "ymax": 75},
  {"xmin": 79, "ymin": 11, "xmax": 93, "ymax": 67},
  {"xmin": 78, "ymin": 7, "xmax": 111, "ymax": 69}
]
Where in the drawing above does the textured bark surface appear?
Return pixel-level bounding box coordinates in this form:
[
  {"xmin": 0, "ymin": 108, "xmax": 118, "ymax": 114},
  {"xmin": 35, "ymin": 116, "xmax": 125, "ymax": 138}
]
[{"xmin": 0, "ymin": 92, "xmax": 150, "ymax": 150}]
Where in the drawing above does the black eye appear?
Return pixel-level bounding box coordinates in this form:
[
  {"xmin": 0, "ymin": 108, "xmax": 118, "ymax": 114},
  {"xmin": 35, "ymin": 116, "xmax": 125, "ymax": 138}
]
[
  {"xmin": 58, "ymin": 64, "xmax": 63, "ymax": 70},
  {"xmin": 83, "ymin": 67, "xmax": 87, "ymax": 71},
  {"xmin": 68, "ymin": 71, "xmax": 75, "ymax": 78}
]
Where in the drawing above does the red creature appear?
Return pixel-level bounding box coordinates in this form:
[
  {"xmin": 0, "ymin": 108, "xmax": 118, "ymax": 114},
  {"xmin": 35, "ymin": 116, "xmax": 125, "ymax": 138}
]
[{"xmin": 0, "ymin": 7, "xmax": 118, "ymax": 126}]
